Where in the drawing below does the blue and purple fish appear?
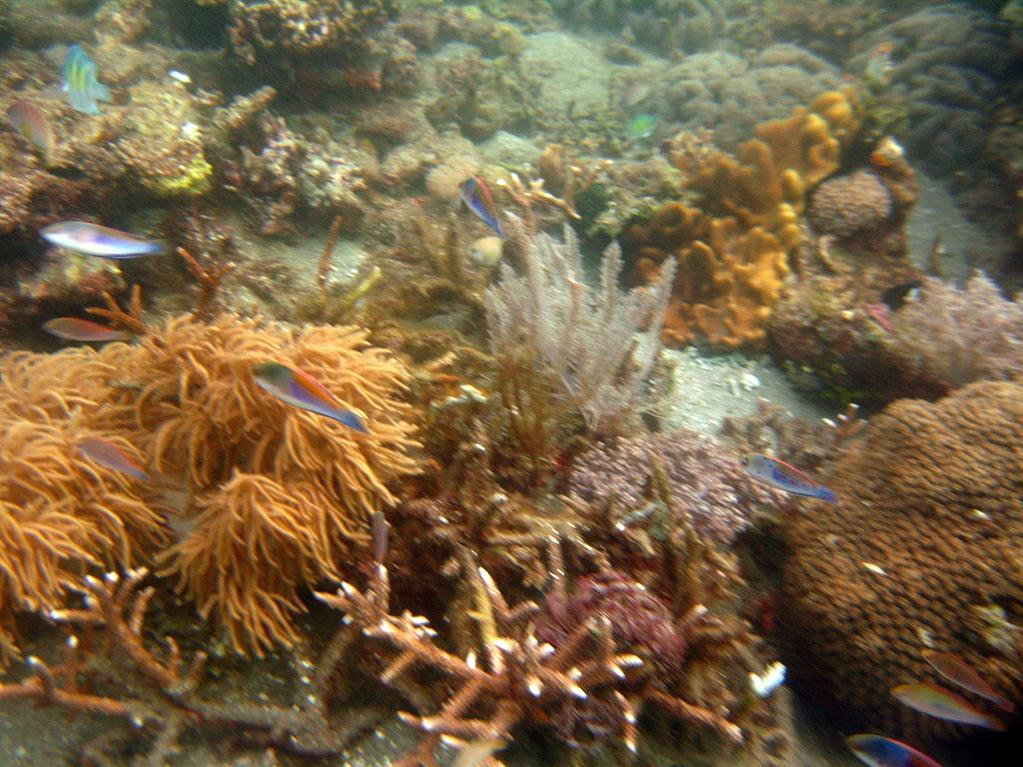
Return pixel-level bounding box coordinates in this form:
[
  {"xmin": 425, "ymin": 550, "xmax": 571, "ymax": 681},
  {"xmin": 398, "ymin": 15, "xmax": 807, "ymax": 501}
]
[
  {"xmin": 40, "ymin": 221, "xmax": 167, "ymax": 258},
  {"xmin": 62, "ymin": 44, "xmax": 111, "ymax": 115},
  {"xmin": 742, "ymin": 454, "xmax": 837, "ymax": 502},
  {"xmin": 252, "ymin": 362, "xmax": 368, "ymax": 433},
  {"xmin": 77, "ymin": 436, "xmax": 148, "ymax": 480},
  {"xmin": 459, "ymin": 176, "xmax": 504, "ymax": 239},
  {"xmin": 846, "ymin": 734, "xmax": 944, "ymax": 767}
]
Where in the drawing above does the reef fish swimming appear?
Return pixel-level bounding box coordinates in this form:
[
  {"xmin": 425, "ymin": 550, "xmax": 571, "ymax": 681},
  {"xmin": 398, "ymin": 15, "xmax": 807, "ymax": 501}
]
[
  {"xmin": 459, "ymin": 176, "xmax": 504, "ymax": 239},
  {"xmin": 5, "ymin": 100, "xmax": 55, "ymax": 166},
  {"xmin": 43, "ymin": 317, "xmax": 131, "ymax": 343},
  {"xmin": 742, "ymin": 454, "xmax": 837, "ymax": 502},
  {"xmin": 892, "ymin": 681, "xmax": 1007, "ymax": 730},
  {"xmin": 40, "ymin": 221, "xmax": 167, "ymax": 258},
  {"xmin": 77, "ymin": 436, "xmax": 148, "ymax": 480},
  {"xmin": 923, "ymin": 650, "xmax": 1015, "ymax": 712},
  {"xmin": 62, "ymin": 44, "xmax": 111, "ymax": 115},
  {"xmin": 846, "ymin": 734, "xmax": 944, "ymax": 767},
  {"xmin": 252, "ymin": 362, "xmax": 368, "ymax": 433}
]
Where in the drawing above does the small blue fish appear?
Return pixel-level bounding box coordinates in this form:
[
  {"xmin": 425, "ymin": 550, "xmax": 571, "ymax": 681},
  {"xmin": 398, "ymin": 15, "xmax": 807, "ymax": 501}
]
[
  {"xmin": 846, "ymin": 734, "xmax": 944, "ymax": 767},
  {"xmin": 742, "ymin": 455, "xmax": 837, "ymax": 502},
  {"xmin": 62, "ymin": 44, "xmax": 111, "ymax": 115},
  {"xmin": 40, "ymin": 221, "xmax": 167, "ymax": 258},
  {"xmin": 252, "ymin": 362, "xmax": 368, "ymax": 433},
  {"xmin": 459, "ymin": 177, "xmax": 504, "ymax": 239}
]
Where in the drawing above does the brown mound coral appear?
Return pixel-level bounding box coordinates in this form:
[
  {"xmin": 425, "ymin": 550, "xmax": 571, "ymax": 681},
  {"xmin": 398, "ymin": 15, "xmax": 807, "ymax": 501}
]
[
  {"xmin": 624, "ymin": 90, "xmax": 858, "ymax": 348},
  {"xmin": 808, "ymin": 169, "xmax": 892, "ymax": 239},
  {"xmin": 0, "ymin": 313, "xmax": 420, "ymax": 656},
  {"xmin": 778, "ymin": 381, "xmax": 1023, "ymax": 747}
]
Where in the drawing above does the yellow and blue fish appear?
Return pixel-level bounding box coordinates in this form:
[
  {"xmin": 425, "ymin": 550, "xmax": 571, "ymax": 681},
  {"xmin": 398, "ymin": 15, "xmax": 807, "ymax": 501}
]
[
  {"xmin": 252, "ymin": 362, "xmax": 368, "ymax": 433},
  {"xmin": 62, "ymin": 44, "xmax": 111, "ymax": 115}
]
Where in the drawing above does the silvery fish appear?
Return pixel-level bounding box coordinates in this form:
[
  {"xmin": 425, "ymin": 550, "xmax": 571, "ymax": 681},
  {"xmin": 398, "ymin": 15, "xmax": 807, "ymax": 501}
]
[
  {"xmin": 742, "ymin": 454, "xmax": 837, "ymax": 502},
  {"xmin": 62, "ymin": 44, "xmax": 111, "ymax": 115},
  {"xmin": 6, "ymin": 100, "xmax": 55, "ymax": 166},
  {"xmin": 892, "ymin": 681, "xmax": 1007, "ymax": 730},
  {"xmin": 77, "ymin": 436, "xmax": 148, "ymax": 480},
  {"xmin": 252, "ymin": 362, "xmax": 368, "ymax": 434},
  {"xmin": 40, "ymin": 221, "xmax": 167, "ymax": 258},
  {"xmin": 43, "ymin": 317, "xmax": 131, "ymax": 342}
]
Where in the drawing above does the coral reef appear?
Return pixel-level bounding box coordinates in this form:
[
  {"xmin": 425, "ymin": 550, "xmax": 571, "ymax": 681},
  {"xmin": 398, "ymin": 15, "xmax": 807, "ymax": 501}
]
[
  {"xmin": 228, "ymin": 0, "xmax": 398, "ymax": 64},
  {"xmin": 0, "ymin": 569, "xmax": 388, "ymax": 762},
  {"xmin": 568, "ymin": 430, "xmax": 788, "ymax": 546},
  {"xmin": 0, "ymin": 312, "xmax": 420, "ymax": 655},
  {"xmin": 778, "ymin": 381, "xmax": 1023, "ymax": 746},
  {"xmin": 484, "ymin": 217, "xmax": 674, "ymax": 472},
  {"xmin": 317, "ymin": 550, "xmax": 754, "ymax": 764},
  {"xmin": 552, "ymin": 0, "xmax": 726, "ymax": 56},
  {"xmin": 808, "ymin": 169, "xmax": 892, "ymax": 240},
  {"xmin": 850, "ymin": 3, "xmax": 1022, "ymax": 219},
  {"xmin": 655, "ymin": 45, "xmax": 843, "ymax": 150},
  {"xmin": 622, "ymin": 90, "xmax": 860, "ymax": 349},
  {"xmin": 889, "ymin": 272, "xmax": 1023, "ymax": 389}
]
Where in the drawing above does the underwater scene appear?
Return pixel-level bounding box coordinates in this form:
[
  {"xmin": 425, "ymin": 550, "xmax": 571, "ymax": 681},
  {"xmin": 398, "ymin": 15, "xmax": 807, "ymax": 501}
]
[{"xmin": 0, "ymin": 1, "xmax": 1022, "ymax": 766}]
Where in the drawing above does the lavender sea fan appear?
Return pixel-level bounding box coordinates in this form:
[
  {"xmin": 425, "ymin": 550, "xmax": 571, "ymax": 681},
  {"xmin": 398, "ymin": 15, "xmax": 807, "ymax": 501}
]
[
  {"xmin": 485, "ymin": 215, "xmax": 676, "ymax": 439},
  {"xmin": 892, "ymin": 272, "xmax": 1023, "ymax": 388}
]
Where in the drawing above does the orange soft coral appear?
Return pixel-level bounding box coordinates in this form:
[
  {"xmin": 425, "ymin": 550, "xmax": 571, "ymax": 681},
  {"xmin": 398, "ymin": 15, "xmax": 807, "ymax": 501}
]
[
  {"xmin": 625, "ymin": 90, "xmax": 858, "ymax": 349},
  {"xmin": 0, "ymin": 313, "xmax": 420, "ymax": 657}
]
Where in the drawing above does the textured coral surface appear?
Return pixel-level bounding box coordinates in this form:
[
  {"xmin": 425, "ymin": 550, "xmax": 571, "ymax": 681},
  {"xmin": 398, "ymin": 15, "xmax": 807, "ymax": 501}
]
[{"xmin": 779, "ymin": 381, "xmax": 1023, "ymax": 747}]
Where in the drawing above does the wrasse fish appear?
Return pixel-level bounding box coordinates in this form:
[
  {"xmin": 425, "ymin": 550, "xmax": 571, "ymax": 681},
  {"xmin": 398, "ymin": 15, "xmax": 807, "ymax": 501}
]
[
  {"xmin": 62, "ymin": 44, "xmax": 111, "ymax": 115},
  {"xmin": 742, "ymin": 455, "xmax": 837, "ymax": 502},
  {"xmin": 40, "ymin": 221, "xmax": 167, "ymax": 258},
  {"xmin": 77, "ymin": 436, "xmax": 148, "ymax": 480},
  {"xmin": 5, "ymin": 100, "xmax": 55, "ymax": 167},
  {"xmin": 459, "ymin": 176, "xmax": 504, "ymax": 239},
  {"xmin": 846, "ymin": 734, "xmax": 944, "ymax": 767},
  {"xmin": 43, "ymin": 317, "xmax": 131, "ymax": 343},
  {"xmin": 892, "ymin": 681, "xmax": 1007, "ymax": 730},
  {"xmin": 923, "ymin": 650, "xmax": 1015, "ymax": 712},
  {"xmin": 252, "ymin": 362, "xmax": 368, "ymax": 433}
]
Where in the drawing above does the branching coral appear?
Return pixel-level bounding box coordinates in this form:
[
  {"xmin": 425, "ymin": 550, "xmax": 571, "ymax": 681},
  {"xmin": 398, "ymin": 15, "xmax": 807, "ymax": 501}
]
[
  {"xmin": 1, "ymin": 312, "xmax": 420, "ymax": 656},
  {"xmin": 316, "ymin": 554, "xmax": 745, "ymax": 765},
  {"xmin": 0, "ymin": 569, "xmax": 387, "ymax": 762}
]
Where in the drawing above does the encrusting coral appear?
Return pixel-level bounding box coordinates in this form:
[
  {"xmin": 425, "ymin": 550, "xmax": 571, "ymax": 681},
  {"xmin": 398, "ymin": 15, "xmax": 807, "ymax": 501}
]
[
  {"xmin": 0, "ymin": 311, "xmax": 420, "ymax": 656},
  {"xmin": 568, "ymin": 429, "xmax": 789, "ymax": 546},
  {"xmin": 778, "ymin": 381, "xmax": 1023, "ymax": 747}
]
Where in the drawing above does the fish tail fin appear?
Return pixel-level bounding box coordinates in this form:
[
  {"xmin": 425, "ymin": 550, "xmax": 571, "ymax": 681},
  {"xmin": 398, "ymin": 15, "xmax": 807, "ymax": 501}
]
[
  {"xmin": 96, "ymin": 84, "xmax": 112, "ymax": 103},
  {"xmin": 338, "ymin": 410, "xmax": 369, "ymax": 434},
  {"xmin": 816, "ymin": 487, "xmax": 838, "ymax": 503}
]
